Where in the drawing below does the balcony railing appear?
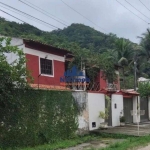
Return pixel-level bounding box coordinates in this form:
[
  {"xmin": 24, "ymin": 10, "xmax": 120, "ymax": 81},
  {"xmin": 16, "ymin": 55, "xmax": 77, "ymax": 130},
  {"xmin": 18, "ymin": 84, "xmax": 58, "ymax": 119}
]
[
  {"xmin": 106, "ymin": 83, "xmax": 117, "ymax": 91},
  {"xmin": 65, "ymin": 82, "xmax": 100, "ymax": 91}
]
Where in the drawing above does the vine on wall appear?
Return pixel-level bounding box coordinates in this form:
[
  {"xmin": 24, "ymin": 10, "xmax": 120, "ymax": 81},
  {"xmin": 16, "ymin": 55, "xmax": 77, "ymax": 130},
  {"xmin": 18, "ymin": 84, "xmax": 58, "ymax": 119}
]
[{"xmin": 0, "ymin": 89, "xmax": 79, "ymax": 148}]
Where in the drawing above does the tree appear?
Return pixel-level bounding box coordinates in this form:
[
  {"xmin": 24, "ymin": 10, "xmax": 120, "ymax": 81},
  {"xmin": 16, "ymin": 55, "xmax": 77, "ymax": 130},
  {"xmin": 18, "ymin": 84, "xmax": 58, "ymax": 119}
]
[
  {"xmin": 114, "ymin": 38, "xmax": 134, "ymax": 88},
  {"xmin": 0, "ymin": 37, "xmax": 31, "ymax": 90},
  {"xmin": 0, "ymin": 37, "xmax": 32, "ymax": 135},
  {"xmin": 137, "ymin": 28, "xmax": 150, "ymax": 78},
  {"xmin": 139, "ymin": 29, "xmax": 150, "ymax": 60}
]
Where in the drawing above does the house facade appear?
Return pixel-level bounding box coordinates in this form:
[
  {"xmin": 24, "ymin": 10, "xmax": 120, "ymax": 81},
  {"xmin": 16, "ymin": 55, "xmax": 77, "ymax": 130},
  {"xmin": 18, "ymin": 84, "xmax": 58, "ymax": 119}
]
[
  {"xmin": 7, "ymin": 37, "xmax": 150, "ymax": 132},
  {"xmin": 6, "ymin": 37, "xmax": 121, "ymax": 91},
  {"xmin": 8, "ymin": 38, "xmax": 72, "ymax": 89}
]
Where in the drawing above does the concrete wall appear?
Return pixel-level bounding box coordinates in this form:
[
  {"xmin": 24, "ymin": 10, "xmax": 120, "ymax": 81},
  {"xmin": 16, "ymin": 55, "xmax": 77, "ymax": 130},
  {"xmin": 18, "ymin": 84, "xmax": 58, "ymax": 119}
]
[
  {"xmin": 111, "ymin": 94, "xmax": 123, "ymax": 127},
  {"xmin": 88, "ymin": 93, "xmax": 105, "ymax": 131},
  {"xmin": 72, "ymin": 91, "xmax": 89, "ymax": 134}
]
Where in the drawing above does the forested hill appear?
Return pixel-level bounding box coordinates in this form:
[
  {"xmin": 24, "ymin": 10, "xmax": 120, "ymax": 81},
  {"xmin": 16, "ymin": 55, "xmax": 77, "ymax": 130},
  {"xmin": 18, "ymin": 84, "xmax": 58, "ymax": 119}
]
[
  {"xmin": 51, "ymin": 24, "xmax": 124, "ymax": 52},
  {"xmin": 0, "ymin": 17, "xmax": 133, "ymax": 52}
]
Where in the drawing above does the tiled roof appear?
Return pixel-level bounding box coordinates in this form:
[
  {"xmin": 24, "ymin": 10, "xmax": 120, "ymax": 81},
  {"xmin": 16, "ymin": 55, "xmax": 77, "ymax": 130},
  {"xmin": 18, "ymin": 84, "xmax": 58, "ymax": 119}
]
[
  {"xmin": 30, "ymin": 84, "xmax": 70, "ymax": 91},
  {"xmin": 121, "ymin": 90, "xmax": 139, "ymax": 95},
  {"xmin": 23, "ymin": 39, "xmax": 72, "ymax": 54}
]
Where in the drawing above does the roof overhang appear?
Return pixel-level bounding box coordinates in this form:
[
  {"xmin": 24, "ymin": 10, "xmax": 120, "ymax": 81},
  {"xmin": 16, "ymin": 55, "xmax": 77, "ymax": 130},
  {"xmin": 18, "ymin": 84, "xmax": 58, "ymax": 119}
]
[
  {"xmin": 116, "ymin": 90, "xmax": 139, "ymax": 98},
  {"xmin": 88, "ymin": 89, "xmax": 139, "ymax": 98},
  {"xmin": 23, "ymin": 39, "xmax": 73, "ymax": 57}
]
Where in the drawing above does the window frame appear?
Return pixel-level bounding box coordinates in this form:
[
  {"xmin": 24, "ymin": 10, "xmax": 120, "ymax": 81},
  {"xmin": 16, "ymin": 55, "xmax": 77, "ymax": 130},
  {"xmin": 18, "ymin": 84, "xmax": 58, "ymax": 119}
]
[{"xmin": 39, "ymin": 57, "xmax": 54, "ymax": 77}]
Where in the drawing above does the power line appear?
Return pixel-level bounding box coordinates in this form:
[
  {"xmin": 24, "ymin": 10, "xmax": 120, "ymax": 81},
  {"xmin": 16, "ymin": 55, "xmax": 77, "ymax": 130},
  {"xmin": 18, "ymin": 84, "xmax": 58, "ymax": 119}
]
[
  {"xmin": 125, "ymin": 0, "xmax": 150, "ymax": 20},
  {"xmin": 116, "ymin": 0, "xmax": 149, "ymax": 24},
  {"xmin": 21, "ymin": 0, "xmax": 69, "ymax": 25},
  {"xmin": 0, "ymin": 8, "xmax": 27, "ymax": 23},
  {"xmin": 0, "ymin": 5, "xmax": 56, "ymax": 30},
  {"xmin": 0, "ymin": 2, "xmax": 59, "ymax": 29},
  {"xmin": 18, "ymin": 0, "xmax": 68, "ymax": 27},
  {"xmin": 60, "ymin": 0, "xmax": 106, "ymax": 32},
  {"xmin": 139, "ymin": 0, "xmax": 150, "ymax": 12}
]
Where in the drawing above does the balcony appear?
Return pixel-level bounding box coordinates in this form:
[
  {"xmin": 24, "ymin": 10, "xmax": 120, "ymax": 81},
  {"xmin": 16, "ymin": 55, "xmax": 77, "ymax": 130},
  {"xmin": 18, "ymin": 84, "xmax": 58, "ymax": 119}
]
[{"xmin": 106, "ymin": 83, "xmax": 117, "ymax": 91}]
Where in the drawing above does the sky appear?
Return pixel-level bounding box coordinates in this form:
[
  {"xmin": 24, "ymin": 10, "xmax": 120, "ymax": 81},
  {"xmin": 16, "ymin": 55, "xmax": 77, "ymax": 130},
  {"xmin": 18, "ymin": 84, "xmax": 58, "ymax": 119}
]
[{"xmin": 0, "ymin": 0, "xmax": 150, "ymax": 43}]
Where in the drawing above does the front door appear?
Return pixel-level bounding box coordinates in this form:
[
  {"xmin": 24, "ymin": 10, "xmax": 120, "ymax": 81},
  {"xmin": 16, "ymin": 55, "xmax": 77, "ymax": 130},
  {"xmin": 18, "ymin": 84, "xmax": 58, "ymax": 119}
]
[
  {"xmin": 123, "ymin": 98, "xmax": 133, "ymax": 123},
  {"xmin": 140, "ymin": 97, "xmax": 148, "ymax": 122}
]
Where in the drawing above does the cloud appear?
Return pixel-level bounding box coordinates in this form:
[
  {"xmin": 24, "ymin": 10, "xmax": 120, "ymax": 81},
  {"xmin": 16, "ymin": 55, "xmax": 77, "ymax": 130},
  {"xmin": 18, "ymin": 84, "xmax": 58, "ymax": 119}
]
[{"xmin": 0, "ymin": 0, "xmax": 149, "ymax": 43}]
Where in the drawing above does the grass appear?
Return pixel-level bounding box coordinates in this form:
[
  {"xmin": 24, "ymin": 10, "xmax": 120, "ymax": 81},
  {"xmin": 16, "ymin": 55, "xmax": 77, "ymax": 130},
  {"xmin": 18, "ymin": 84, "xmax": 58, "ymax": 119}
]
[
  {"xmin": 3, "ymin": 133, "xmax": 150, "ymax": 150},
  {"xmin": 100, "ymin": 135, "xmax": 150, "ymax": 150},
  {"xmin": 18, "ymin": 133, "xmax": 135, "ymax": 150},
  {"xmin": 19, "ymin": 134, "xmax": 101, "ymax": 150}
]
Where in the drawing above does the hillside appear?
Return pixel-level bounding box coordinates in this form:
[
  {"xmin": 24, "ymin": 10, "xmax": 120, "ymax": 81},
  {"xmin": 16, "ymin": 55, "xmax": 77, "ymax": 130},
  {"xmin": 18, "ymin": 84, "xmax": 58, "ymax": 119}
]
[
  {"xmin": 51, "ymin": 24, "xmax": 120, "ymax": 52},
  {"xmin": 0, "ymin": 17, "xmax": 132, "ymax": 52}
]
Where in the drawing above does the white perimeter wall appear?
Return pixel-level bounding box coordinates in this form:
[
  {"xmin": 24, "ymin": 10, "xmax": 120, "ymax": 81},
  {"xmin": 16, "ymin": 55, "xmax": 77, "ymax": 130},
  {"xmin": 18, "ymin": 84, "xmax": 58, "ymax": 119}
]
[
  {"xmin": 88, "ymin": 93, "xmax": 105, "ymax": 131},
  {"xmin": 111, "ymin": 94, "xmax": 123, "ymax": 127}
]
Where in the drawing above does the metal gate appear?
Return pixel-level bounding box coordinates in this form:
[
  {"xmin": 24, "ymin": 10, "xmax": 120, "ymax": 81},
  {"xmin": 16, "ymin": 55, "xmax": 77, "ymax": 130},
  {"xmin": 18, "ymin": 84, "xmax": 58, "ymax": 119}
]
[
  {"xmin": 140, "ymin": 97, "xmax": 148, "ymax": 122},
  {"xmin": 123, "ymin": 98, "xmax": 133, "ymax": 123}
]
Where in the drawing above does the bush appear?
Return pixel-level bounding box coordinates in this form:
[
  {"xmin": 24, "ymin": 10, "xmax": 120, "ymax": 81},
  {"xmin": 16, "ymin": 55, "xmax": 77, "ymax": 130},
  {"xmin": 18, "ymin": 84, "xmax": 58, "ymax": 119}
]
[
  {"xmin": 120, "ymin": 116, "xmax": 125, "ymax": 122},
  {"xmin": 0, "ymin": 89, "xmax": 79, "ymax": 149}
]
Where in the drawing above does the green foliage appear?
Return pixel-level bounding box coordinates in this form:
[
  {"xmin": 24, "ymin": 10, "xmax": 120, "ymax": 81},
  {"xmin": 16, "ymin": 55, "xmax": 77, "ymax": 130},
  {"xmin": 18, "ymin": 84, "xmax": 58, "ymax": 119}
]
[
  {"xmin": 138, "ymin": 82, "xmax": 150, "ymax": 97},
  {"xmin": 0, "ymin": 89, "xmax": 79, "ymax": 149},
  {"xmin": 0, "ymin": 37, "xmax": 79, "ymax": 149},
  {"xmin": 139, "ymin": 29, "xmax": 150, "ymax": 59},
  {"xmin": 15, "ymin": 133, "xmax": 136, "ymax": 150},
  {"xmin": 101, "ymin": 135, "xmax": 150, "ymax": 150},
  {"xmin": 120, "ymin": 116, "xmax": 125, "ymax": 122},
  {"xmin": 120, "ymin": 75, "xmax": 134, "ymax": 89},
  {"xmin": 19, "ymin": 134, "xmax": 100, "ymax": 150},
  {"xmin": 99, "ymin": 96, "xmax": 111, "ymax": 120},
  {"xmin": 0, "ymin": 37, "xmax": 31, "ymax": 89}
]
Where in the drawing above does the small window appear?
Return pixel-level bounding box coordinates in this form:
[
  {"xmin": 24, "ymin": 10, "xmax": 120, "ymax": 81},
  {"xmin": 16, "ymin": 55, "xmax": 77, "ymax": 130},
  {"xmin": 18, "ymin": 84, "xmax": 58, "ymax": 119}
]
[
  {"xmin": 40, "ymin": 58, "xmax": 53, "ymax": 75},
  {"xmin": 92, "ymin": 122, "xmax": 96, "ymax": 128}
]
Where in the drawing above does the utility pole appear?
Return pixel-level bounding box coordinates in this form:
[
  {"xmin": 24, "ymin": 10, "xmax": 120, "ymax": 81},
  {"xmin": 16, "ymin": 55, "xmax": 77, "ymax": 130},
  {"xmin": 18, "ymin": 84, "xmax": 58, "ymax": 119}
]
[
  {"xmin": 134, "ymin": 55, "xmax": 140, "ymax": 135},
  {"xmin": 134, "ymin": 60, "xmax": 137, "ymax": 91}
]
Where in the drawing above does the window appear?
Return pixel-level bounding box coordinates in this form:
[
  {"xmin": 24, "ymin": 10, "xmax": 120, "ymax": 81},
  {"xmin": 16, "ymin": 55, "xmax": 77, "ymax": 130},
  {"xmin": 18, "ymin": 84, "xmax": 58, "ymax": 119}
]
[
  {"xmin": 40, "ymin": 58, "xmax": 53, "ymax": 75},
  {"xmin": 92, "ymin": 122, "xmax": 96, "ymax": 128}
]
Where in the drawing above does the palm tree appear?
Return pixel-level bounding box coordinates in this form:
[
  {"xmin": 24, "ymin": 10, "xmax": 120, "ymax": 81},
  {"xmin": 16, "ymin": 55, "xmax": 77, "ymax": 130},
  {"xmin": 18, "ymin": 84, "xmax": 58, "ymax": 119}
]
[
  {"xmin": 136, "ymin": 29, "xmax": 150, "ymax": 78},
  {"xmin": 114, "ymin": 38, "xmax": 134, "ymax": 89},
  {"xmin": 138, "ymin": 29, "xmax": 150, "ymax": 60}
]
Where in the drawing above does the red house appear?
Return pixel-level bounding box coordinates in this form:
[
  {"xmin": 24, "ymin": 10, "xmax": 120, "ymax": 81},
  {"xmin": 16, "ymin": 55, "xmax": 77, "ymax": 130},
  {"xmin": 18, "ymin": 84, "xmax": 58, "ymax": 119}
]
[
  {"xmin": 9, "ymin": 38, "xmax": 120, "ymax": 91},
  {"xmin": 9, "ymin": 38, "xmax": 72, "ymax": 90}
]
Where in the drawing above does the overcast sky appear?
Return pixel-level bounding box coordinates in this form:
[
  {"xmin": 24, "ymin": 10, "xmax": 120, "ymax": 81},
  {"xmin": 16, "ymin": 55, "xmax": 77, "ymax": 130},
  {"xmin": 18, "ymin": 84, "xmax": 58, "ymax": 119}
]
[{"xmin": 0, "ymin": 0, "xmax": 150, "ymax": 43}]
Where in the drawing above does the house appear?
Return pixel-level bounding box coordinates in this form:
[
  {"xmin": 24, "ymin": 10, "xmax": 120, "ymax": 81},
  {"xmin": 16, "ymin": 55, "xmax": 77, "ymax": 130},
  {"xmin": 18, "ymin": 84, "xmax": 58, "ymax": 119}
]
[
  {"xmin": 7, "ymin": 37, "xmax": 73, "ymax": 90},
  {"xmin": 6, "ymin": 37, "xmax": 149, "ymax": 131}
]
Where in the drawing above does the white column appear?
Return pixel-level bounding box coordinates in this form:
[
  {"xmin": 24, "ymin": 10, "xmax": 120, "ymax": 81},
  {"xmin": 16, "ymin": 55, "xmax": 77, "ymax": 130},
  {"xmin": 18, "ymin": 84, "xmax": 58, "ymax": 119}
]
[
  {"xmin": 148, "ymin": 97, "xmax": 150, "ymax": 120},
  {"xmin": 111, "ymin": 94, "xmax": 123, "ymax": 127},
  {"xmin": 133, "ymin": 96, "xmax": 140, "ymax": 123},
  {"xmin": 88, "ymin": 93, "xmax": 105, "ymax": 130}
]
